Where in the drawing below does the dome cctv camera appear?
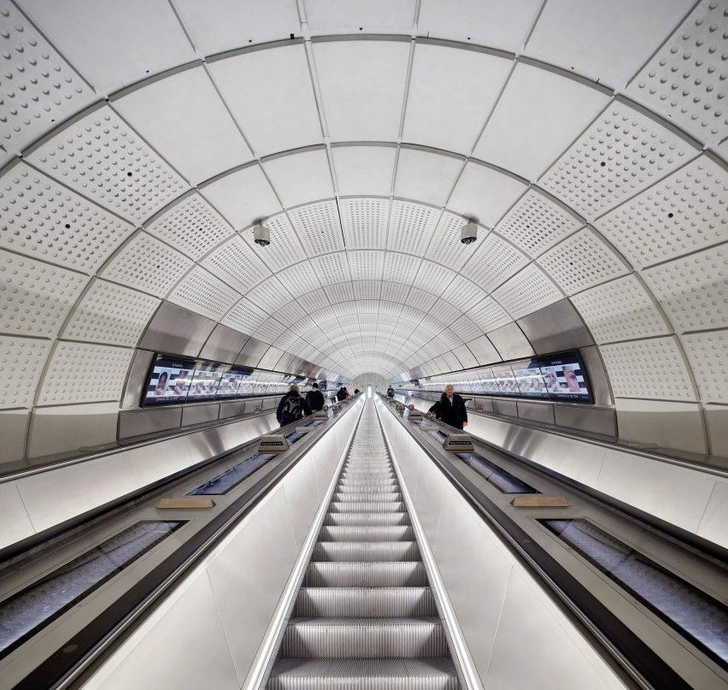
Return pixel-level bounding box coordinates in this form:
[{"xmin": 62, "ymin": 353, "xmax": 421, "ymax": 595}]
[
  {"xmin": 461, "ymin": 222, "xmax": 478, "ymax": 245},
  {"xmin": 253, "ymin": 223, "xmax": 270, "ymax": 247}
]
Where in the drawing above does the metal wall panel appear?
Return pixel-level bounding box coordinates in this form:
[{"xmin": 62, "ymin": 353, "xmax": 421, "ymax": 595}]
[
  {"xmin": 554, "ymin": 405, "xmax": 617, "ymax": 438},
  {"xmin": 234, "ymin": 336, "xmax": 269, "ymax": 368},
  {"xmin": 219, "ymin": 401, "xmax": 246, "ymax": 420},
  {"xmin": 517, "ymin": 299, "xmax": 593, "ymax": 355},
  {"xmin": 493, "ymin": 399, "xmax": 519, "ymax": 418},
  {"xmin": 181, "ymin": 404, "xmax": 221, "ymax": 427},
  {"xmin": 199, "ymin": 324, "xmax": 250, "ymax": 364},
  {"xmin": 0, "ymin": 409, "xmax": 29, "ymax": 466},
  {"xmin": 0, "ymin": 483, "xmax": 35, "ymax": 551},
  {"xmin": 516, "ymin": 401, "xmax": 555, "ymax": 425},
  {"xmin": 139, "ymin": 302, "xmax": 216, "ymax": 358},
  {"xmin": 487, "ymin": 322, "xmax": 535, "ymax": 360},
  {"xmin": 120, "ymin": 350, "xmax": 156, "ymax": 411},
  {"xmin": 118, "ymin": 407, "xmax": 183, "ymax": 439}
]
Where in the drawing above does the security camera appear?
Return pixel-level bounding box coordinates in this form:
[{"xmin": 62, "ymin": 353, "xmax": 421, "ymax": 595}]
[
  {"xmin": 461, "ymin": 222, "xmax": 478, "ymax": 245},
  {"xmin": 253, "ymin": 223, "xmax": 270, "ymax": 247}
]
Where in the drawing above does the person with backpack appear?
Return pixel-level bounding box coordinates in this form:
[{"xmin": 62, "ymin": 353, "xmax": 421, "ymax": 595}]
[
  {"xmin": 277, "ymin": 384, "xmax": 311, "ymax": 427},
  {"xmin": 386, "ymin": 386, "xmax": 395, "ymax": 398},
  {"xmin": 336, "ymin": 386, "xmax": 347, "ymax": 401},
  {"xmin": 427, "ymin": 383, "xmax": 468, "ymax": 430},
  {"xmin": 306, "ymin": 382, "xmax": 325, "ymax": 412}
]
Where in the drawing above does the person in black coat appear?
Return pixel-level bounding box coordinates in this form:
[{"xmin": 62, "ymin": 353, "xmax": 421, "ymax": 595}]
[
  {"xmin": 277, "ymin": 384, "xmax": 311, "ymax": 426},
  {"xmin": 427, "ymin": 383, "xmax": 468, "ymax": 430},
  {"xmin": 306, "ymin": 383, "xmax": 325, "ymax": 412}
]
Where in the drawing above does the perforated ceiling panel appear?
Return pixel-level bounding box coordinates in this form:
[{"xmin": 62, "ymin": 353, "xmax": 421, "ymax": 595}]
[
  {"xmin": 310, "ymin": 252, "xmax": 351, "ymax": 286},
  {"xmin": 247, "ymin": 276, "xmax": 293, "ymax": 315},
  {"xmin": 0, "ymin": 163, "xmax": 135, "ymax": 273},
  {"xmin": 277, "ymin": 260, "xmax": 322, "ymax": 298},
  {"xmin": 167, "ymin": 266, "xmax": 241, "ymax": 322},
  {"xmin": 340, "ymin": 198, "xmax": 390, "ymax": 249},
  {"xmin": 0, "ymin": 250, "xmax": 87, "ymax": 338},
  {"xmin": 466, "ymin": 296, "xmax": 512, "ymax": 333},
  {"xmin": 492, "ymin": 264, "xmax": 563, "ymax": 320},
  {"xmin": 223, "ymin": 298, "xmax": 268, "ymax": 335},
  {"xmin": 425, "ymin": 212, "xmax": 478, "ymax": 271},
  {"xmin": 146, "ymin": 193, "xmax": 234, "ymax": 261},
  {"xmin": 441, "ymin": 275, "xmax": 487, "ymax": 313},
  {"xmin": 0, "ymin": 335, "xmax": 51, "ymax": 409},
  {"xmin": 387, "ymin": 201, "xmax": 440, "ymax": 255},
  {"xmin": 242, "ymin": 213, "xmax": 305, "ymax": 273},
  {"xmin": 202, "ymin": 235, "xmax": 271, "ymax": 294},
  {"xmin": 289, "ymin": 200, "xmax": 344, "ymax": 255},
  {"xmin": 460, "ymin": 233, "xmax": 529, "ymax": 292},
  {"xmin": 681, "ymin": 330, "xmax": 728, "ymax": 404},
  {"xmin": 27, "ymin": 106, "xmax": 188, "ymax": 224},
  {"xmin": 274, "ymin": 300, "xmax": 306, "ymax": 328}
]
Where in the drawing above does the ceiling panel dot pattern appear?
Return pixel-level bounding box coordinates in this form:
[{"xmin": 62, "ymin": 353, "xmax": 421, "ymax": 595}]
[
  {"xmin": 274, "ymin": 300, "xmax": 307, "ymax": 326},
  {"xmin": 324, "ymin": 281, "xmax": 355, "ymax": 304},
  {"xmin": 466, "ymin": 296, "xmax": 512, "ymax": 333},
  {"xmin": 539, "ymin": 101, "xmax": 699, "ymax": 220},
  {"xmin": 0, "ymin": 163, "xmax": 135, "ymax": 273},
  {"xmin": 681, "ymin": 329, "xmax": 728, "ymax": 404},
  {"xmin": 412, "ymin": 260, "xmax": 456, "ymax": 296},
  {"xmin": 599, "ymin": 336, "xmax": 696, "ymax": 401},
  {"xmin": 537, "ymin": 227, "xmax": 628, "ymax": 295},
  {"xmin": 0, "ymin": 0, "xmax": 94, "ymax": 153},
  {"xmin": 450, "ymin": 314, "xmax": 482, "ymax": 343},
  {"xmin": 495, "ymin": 190, "xmax": 583, "ymax": 258},
  {"xmin": 243, "ymin": 213, "xmax": 305, "ymax": 273},
  {"xmin": 254, "ymin": 317, "xmax": 287, "ymax": 344},
  {"xmin": 440, "ymin": 274, "xmax": 487, "ymax": 313},
  {"xmin": 643, "ymin": 243, "xmax": 728, "ymax": 333},
  {"xmin": 595, "ymin": 156, "xmax": 728, "ymax": 269},
  {"xmin": 167, "ymin": 266, "xmax": 241, "ymax": 322},
  {"xmin": 348, "ymin": 250, "xmax": 385, "ymax": 281},
  {"xmin": 353, "ymin": 280, "xmax": 381, "ymax": 300},
  {"xmin": 571, "ymin": 275, "xmax": 670, "ymax": 344},
  {"xmin": 381, "ymin": 280, "xmax": 411, "ymax": 304},
  {"xmin": 340, "ymin": 197, "xmax": 390, "ymax": 249},
  {"xmin": 202, "ymin": 235, "xmax": 271, "ymax": 294},
  {"xmin": 101, "ymin": 232, "xmax": 193, "ymax": 298},
  {"xmin": 0, "ymin": 249, "xmax": 87, "ymax": 337},
  {"xmin": 276, "ymin": 260, "xmax": 322, "ymax": 298},
  {"xmin": 222, "ymin": 298, "xmax": 268, "ymax": 334},
  {"xmin": 382, "ymin": 252, "xmax": 421, "ymax": 285},
  {"xmin": 310, "ymin": 252, "xmax": 351, "ymax": 286},
  {"xmin": 146, "ymin": 193, "xmax": 234, "ymax": 261},
  {"xmin": 460, "ymin": 233, "xmax": 529, "ymax": 292},
  {"xmin": 0, "ymin": 335, "xmax": 51, "ymax": 409},
  {"xmin": 37, "ymin": 341, "xmax": 134, "ymax": 405},
  {"xmin": 247, "ymin": 276, "xmax": 292, "ymax": 315},
  {"xmin": 62, "ymin": 279, "xmax": 159, "ymax": 347},
  {"xmin": 298, "ymin": 289, "xmax": 330, "ymax": 313},
  {"xmin": 27, "ymin": 107, "xmax": 188, "ymax": 224},
  {"xmin": 429, "ymin": 299, "xmax": 462, "ymax": 327},
  {"xmin": 387, "ymin": 201, "xmax": 440, "ymax": 255},
  {"xmin": 289, "ymin": 200, "xmax": 344, "ymax": 256},
  {"xmin": 628, "ymin": 0, "xmax": 728, "ymax": 144},
  {"xmin": 492, "ymin": 263, "xmax": 563, "ymax": 320},
  {"xmin": 405, "ymin": 287, "xmax": 435, "ymax": 312}
]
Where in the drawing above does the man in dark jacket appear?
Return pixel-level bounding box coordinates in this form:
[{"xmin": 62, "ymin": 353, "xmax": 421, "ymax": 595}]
[
  {"xmin": 336, "ymin": 386, "xmax": 348, "ymax": 401},
  {"xmin": 427, "ymin": 383, "xmax": 468, "ymax": 430},
  {"xmin": 277, "ymin": 384, "xmax": 311, "ymax": 426},
  {"xmin": 386, "ymin": 386, "xmax": 395, "ymax": 398},
  {"xmin": 306, "ymin": 383, "xmax": 325, "ymax": 412}
]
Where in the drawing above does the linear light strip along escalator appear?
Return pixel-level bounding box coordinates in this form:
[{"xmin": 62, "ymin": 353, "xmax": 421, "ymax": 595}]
[{"xmin": 268, "ymin": 401, "xmax": 460, "ymax": 689}]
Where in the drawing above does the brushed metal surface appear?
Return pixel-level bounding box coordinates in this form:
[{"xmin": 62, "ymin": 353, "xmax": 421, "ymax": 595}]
[
  {"xmin": 0, "ymin": 483, "xmax": 34, "ymax": 550},
  {"xmin": 704, "ymin": 404, "xmax": 728, "ymax": 458},
  {"xmin": 486, "ymin": 322, "xmax": 535, "ymax": 360},
  {"xmin": 0, "ymin": 409, "xmax": 29, "ymax": 465},
  {"xmin": 199, "ymin": 323, "xmax": 250, "ymax": 363},
  {"xmin": 120, "ymin": 349, "xmax": 155, "ymax": 410},
  {"xmin": 181, "ymin": 403, "xmax": 220, "ymax": 427},
  {"xmin": 554, "ymin": 405, "xmax": 617, "ymax": 437},
  {"xmin": 138, "ymin": 301, "xmax": 216, "ymax": 358},
  {"xmin": 697, "ymin": 479, "xmax": 728, "ymax": 548},
  {"xmin": 492, "ymin": 399, "xmax": 519, "ymax": 418},
  {"xmin": 578, "ymin": 345, "xmax": 613, "ymax": 407},
  {"xmin": 234, "ymin": 335, "xmax": 269, "ymax": 367},
  {"xmin": 118, "ymin": 406, "xmax": 183, "ymax": 439},
  {"xmin": 219, "ymin": 400, "xmax": 245, "ymax": 420},
  {"xmin": 516, "ymin": 400, "xmax": 555, "ymax": 425},
  {"xmin": 517, "ymin": 298, "xmax": 593, "ymax": 354}
]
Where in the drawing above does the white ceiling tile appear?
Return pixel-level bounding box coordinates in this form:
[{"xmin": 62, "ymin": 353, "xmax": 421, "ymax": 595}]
[
  {"xmin": 146, "ymin": 193, "xmax": 234, "ymax": 260},
  {"xmin": 313, "ymin": 39, "xmax": 410, "ymax": 141},
  {"xmin": 441, "ymin": 275, "xmax": 486, "ymax": 312},
  {"xmin": 571, "ymin": 274, "xmax": 670, "ymax": 344},
  {"xmin": 276, "ymin": 260, "xmax": 322, "ymax": 298},
  {"xmin": 627, "ymin": 1, "xmax": 728, "ymax": 145},
  {"xmin": 403, "ymin": 43, "xmax": 512, "ymax": 154},
  {"xmin": 0, "ymin": 335, "xmax": 52, "ymax": 409},
  {"xmin": 201, "ymin": 164, "xmax": 282, "ymax": 230},
  {"xmin": 333, "ymin": 145, "xmax": 396, "ymax": 196},
  {"xmin": 17, "ymin": 0, "xmax": 196, "ymax": 94},
  {"xmin": 325, "ymin": 282, "xmax": 355, "ymax": 304},
  {"xmin": 387, "ymin": 201, "xmax": 440, "ymax": 254},
  {"xmin": 304, "ymin": 0, "xmax": 415, "ymax": 33},
  {"xmin": 241, "ymin": 213, "xmax": 306, "ymax": 272},
  {"xmin": 274, "ymin": 300, "xmax": 308, "ymax": 326},
  {"xmin": 453, "ymin": 343, "xmax": 479, "ymax": 369},
  {"xmin": 429, "ymin": 298, "xmax": 461, "ymax": 325},
  {"xmin": 254, "ymin": 318, "xmax": 287, "ymax": 344},
  {"xmin": 448, "ymin": 162, "xmax": 527, "ymax": 227},
  {"xmin": 382, "ymin": 252, "xmax": 422, "ymax": 285},
  {"xmin": 289, "ymin": 200, "xmax": 343, "ymax": 255},
  {"xmin": 595, "ymin": 156, "xmax": 728, "ymax": 269},
  {"xmin": 681, "ymin": 330, "xmax": 728, "ymax": 404},
  {"xmin": 0, "ymin": 1, "xmax": 95, "ymax": 153},
  {"xmin": 209, "ymin": 44, "xmax": 323, "ymax": 157},
  {"xmin": 495, "ymin": 189, "xmax": 582, "ymax": 258},
  {"xmin": 202, "ymin": 235, "xmax": 271, "ymax": 294},
  {"xmin": 348, "ymin": 251, "xmax": 385, "ymax": 280},
  {"xmin": 418, "ymin": 0, "xmax": 541, "ymax": 53},
  {"xmin": 466, "ymin": 297, "xmax": 512, "ymax": 332},
  {"xmin": 460, "ymin": 233, "xmax": 529, "ymax": 291},
  {"xmin": 466, "ymin": 334, "xmax": 501, "ymax": 365},
  {"xmin": 222, "ymin": 298, "xmax": 268, "ymax": 334},
  {"xmin": 263, "ymin": 149, "xmax": 333, "ymax": 208},
  {"xmin": 28, "ymin": 106, "xmax": 188, "ymax": 225},
  {"xmin": 101, "ymin": 232, "xmax": 193, "ymax": 298},
  {"xmin": 425, "ymin": 212, "xmax": 479, "ymax": 271},
  {"xmin": 474, "ymin": 63, "xmax": 610, "ymax": 180},
  {"xmin": 394, "ymin": 148, "xmax": 463, "ymax": 206},
  {"xmin": 381, "ymin": 281, "xmax": 411, "ymax": 303},
  {"xmin": 406, "ymin": 287, "xmax": 436, "ymax": 312},
  {"xmin": 600, "ymin": 336, "xmax": 696, "ymax": 401},
  {"xmin": 167, "ymin": 266, "xmax": 240, "ymax": 321},
  {"xmin": 298, "ymin": 290, "xmax": 330, "ymax": 312},
  {"xmin": 412, "ymin": 260, "xmax": 456, "ymax": 296},
  {"xmin": 311, "ymin": 251, "xmax": 351, "ymax": 286},
  {"xmin": 114, "ymin": 67, "xmax": 252, "ymax": 184},
  {"xmin": 538, "ymin": 227, "xmax": 628, "ymax": 295},
  {"xmin": 539, "ymin": 100, "xmax": 699, "ymax": 220},
  {"xmin": 173, "ymin": 0, "xmax": 300, "ymax": 55},
  {"xmin": 526, "ymin": 0, "xmax": 694, "ymax": 89},
  {"xmin": 247, "ymin": 276, "xmax": 292, "ymax": 315},
  {"xmin": 492, "ymin": 264, "xmax": 563, "ymax": 320},
  {"xmin": 340, "ymin": 198, "xmax": 390, "ymax": 249}
]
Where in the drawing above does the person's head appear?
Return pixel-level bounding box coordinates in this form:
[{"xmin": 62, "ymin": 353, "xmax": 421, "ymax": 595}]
[
  {"xmin": 158, "ymin": 372, "xmax": 168, "ymax": 385},
  {"xmin": 290, "ymin": 383, "xmax": 299, "ymax": 394},
  {"xmin": 312, "ymin": 383, "xmax": 319, "ymax": 389},
  {"xmin": 444, "ymin": 384, "xmax": 454, "ymax": 397}
]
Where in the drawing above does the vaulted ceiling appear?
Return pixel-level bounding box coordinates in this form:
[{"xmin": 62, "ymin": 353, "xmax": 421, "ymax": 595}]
[{"xmin": 1, "ymin": 1, "xmax": 726, "ymax": 444}]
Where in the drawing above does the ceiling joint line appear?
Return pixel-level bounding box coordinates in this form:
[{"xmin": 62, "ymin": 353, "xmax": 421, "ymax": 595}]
[{"xmin": 521, "ymin": 0, "xmax": 550, "ymax": 53}]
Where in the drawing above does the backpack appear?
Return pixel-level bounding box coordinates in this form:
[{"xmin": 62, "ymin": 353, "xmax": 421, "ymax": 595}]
[{"xmin": 281, "ymin": 394, "xmax": 302, "ymax": 422}]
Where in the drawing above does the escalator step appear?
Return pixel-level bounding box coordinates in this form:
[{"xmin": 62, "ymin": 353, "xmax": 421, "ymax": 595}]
[
  {"xmin": 319, "ymin": 526, "xmax": 415, "ymax": 542},
  {"xmin": 311, "ymin": 542, "xmax": 420, "ymax": 562},
  {"xmin": 323, "ymin": 513, "xmax": 410, "ymax": 527},
  {"xmin": 304, "ymin": 562, "xmax": 428, "ymax": 587},
  {"xmin": 296, "ymin": 587, "xmax": 436, "ymax": 617}
]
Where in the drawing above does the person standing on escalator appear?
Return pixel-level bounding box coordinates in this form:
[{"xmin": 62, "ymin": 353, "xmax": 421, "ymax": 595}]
[
  {"xmin": 277, "ymin": 384, "xmax": 312, "ymax": 427},
  {"xmin": 427, "ymin": 383, "xmax": 468, "ymax": 430},
  {"xmin": 306, "ymin": 382, "xmax": 325, "ymax": 412}
]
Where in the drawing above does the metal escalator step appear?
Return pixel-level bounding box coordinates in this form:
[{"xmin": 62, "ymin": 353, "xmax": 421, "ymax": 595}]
[
  {"xmin": 281, "ymin": 617, "xmax": 448, "ymax": 658},
  {"xmin": 320, "ymin": 526, "xmax": 414, "ymax": 542},
  {"xmin": 305, "ymin": 562, "xmax": 428, "ymax": 587},
  {"xmin": 341, "ymin": 471, "xmax": 395, "ymax": 478},
  {"xmin": 329, "ymin": 502, "xmax": 406, "ymax": 513},
  {"xmin": 311, "ymin": 541, "xmax": 420, "ymax": 562},
  {"xmin": 268, "ymin": 658, "xmax": 459, "ymax": 690},
  {"xmin": 337, "ymin": 483, "xmax": 398, "ymax": 493},
  {"xmin": 296, "ymin": 587, "xmax": 436, "ymax": 617},
  {"xmin": 333, "ymin": 493, "xmax": 401, "ymax": 503},
  {"xmin": 323, "ymin": 513, "xmax": 410, "ymax": 527}
]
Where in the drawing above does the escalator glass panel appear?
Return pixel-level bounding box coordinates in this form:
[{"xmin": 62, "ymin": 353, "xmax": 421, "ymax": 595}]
[
  {"xmin": 542, "ymin": 518, "xmax": 728, "ymax": 669},
  {"xmin": 189, "ymin": 453, "xmax": 275, "ymax": 495},
  {"xmin": 0, "ymin": 521, "xmax": 183, "ymax": 660},
  {"xmin": 456, "ymin": 452, "xmax": 538, "ymax": 494}
]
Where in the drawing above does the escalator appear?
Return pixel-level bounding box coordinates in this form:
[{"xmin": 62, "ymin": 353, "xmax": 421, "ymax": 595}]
[{"xmin": 268, "ymin": 404, "xmax": 460, "ymax": 689}]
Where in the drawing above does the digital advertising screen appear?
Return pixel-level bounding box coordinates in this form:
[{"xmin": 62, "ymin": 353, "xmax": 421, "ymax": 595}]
[
  {"xmin": 216, "ymin": 367, "xmax": 253, "ymax": 398},
  {"xmin": 512, "ymin": 360, "xmax": 550, "ymax": 399},
  {"xmin": 492, "ymin": 365, "xmax": 519, "ymax": 396},
  {"xmin": 143, "ymin": 356, "xmax": 195, "ymax": 406},
  {"xmin": 539, "ymin": 353, "xmax": 592, "ymax": 402},
  {"xmin": 187, "ymin": 362, "xmax": 226, "ymax": 401},
  {"xmin": 475, "ymin": 370, "xmax": 499, "ymax": 395}
]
